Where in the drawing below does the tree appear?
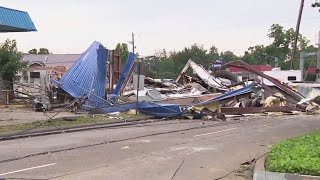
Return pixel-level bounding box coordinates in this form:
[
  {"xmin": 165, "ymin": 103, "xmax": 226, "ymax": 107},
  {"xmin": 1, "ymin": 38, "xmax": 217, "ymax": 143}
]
[
  {"xmin": 28, "ymin": 48, "xmax": 50, "ymax": 54},
  {"xmin": 268, "ymin": 24, "xmax": 309, "ymax": 61},
  {"xmin": 312, "ymin": 1, "xmax": 320, "ymax": 11},
  {"xmin": 168, "ymin": 43, "xmax": 209, "ymax": 73},
  {"xmin": 155, "ymin": 58, "xmax": 177, "ymax": 78},
  {"xmin": 28, "ymin": 48, "xmax": 38, "ymax": 54},
  {"xmin": 0, "ymin": 39, "xmax": 25, "ymax": 88},
  {"xmin": 142, "ymin": 49, "xmax": 168, "ymax": 77},
  {"xmin": 207, "ymin": 46, "xmax": 220, "ymax": 60},
  {"xmin": 147, "ymin": 24, "xmax": 313, "ymax": 78},
  {"xmin": 242, "ymin": 45, "xmax": 270, "ymax": 65},
  {"xmin": 242, "ymin": 24, "xmax": 310, "ymax": 69},
  {"xmin": 116, "ymin": 43, "xmax": 129, "ymax": 63},
  {"xmin": 219, "ymin": 51, "xmax": 238, "ymax": 62},
  {"xmin": 149, "ymin": 44, "xmax": 238, "ymax": 78},
  {"xmin": 38, "ymin": 48, "xmax": 50, "ymax": 54}
]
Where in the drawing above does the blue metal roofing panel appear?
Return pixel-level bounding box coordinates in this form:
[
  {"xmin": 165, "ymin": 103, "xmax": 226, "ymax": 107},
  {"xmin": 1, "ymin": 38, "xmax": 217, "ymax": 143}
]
[
  {"xmin": 137, "ymin": 102, "xmax": 183, "ymax": 117},
  {"xmin": 112, "ymin": 52, "xmax": 136, "ymax": 96},
  {"xmin": 52, "ymin": 41, "xmax": 109, "ymax": 107},
  {"xmin": 0, "ymin": 6, "xmax": 36, "ymax": 32},
  {"xmin": 98, "ymin": 102, "xmax": 183, "ymax": 118},
  {"xmin": 196, "ymin": 85, "xmax": 253, "ymax": 105}
]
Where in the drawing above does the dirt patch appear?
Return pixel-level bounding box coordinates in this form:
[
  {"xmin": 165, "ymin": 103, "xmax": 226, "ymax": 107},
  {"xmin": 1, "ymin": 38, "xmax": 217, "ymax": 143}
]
[{"xmin": 0, "ymin": 108, "xmax": 81, "ymax": 126}]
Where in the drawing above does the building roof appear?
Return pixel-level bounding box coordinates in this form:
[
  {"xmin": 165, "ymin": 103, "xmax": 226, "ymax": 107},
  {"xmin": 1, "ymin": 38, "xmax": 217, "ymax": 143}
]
[
  {"xmin": 306, "ymin": 68, "xmax": 318, "ymax": 74},
  {"xmin": 230, "ymin": 65, "xmax": 273, "ymax": 73},
  {"xmin": 0, "ymin": 6, "xmax": 36, "ymax": 32},
  {"xmin": 22, "ymin": 54, "xmax": 82, "ymax": 67}
]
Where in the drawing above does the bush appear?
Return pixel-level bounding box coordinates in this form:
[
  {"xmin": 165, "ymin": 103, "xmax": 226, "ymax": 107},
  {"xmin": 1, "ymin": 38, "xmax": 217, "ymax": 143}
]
[{"xmin": 265, "ymin": 132, "xmax": 320, "ymax": 176}]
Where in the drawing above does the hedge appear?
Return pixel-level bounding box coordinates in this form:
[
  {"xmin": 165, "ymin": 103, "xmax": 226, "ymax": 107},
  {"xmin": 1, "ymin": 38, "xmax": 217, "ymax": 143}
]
[{"xmin": 265, "ymin": 132, "xmax": 320, "ymax": 176}]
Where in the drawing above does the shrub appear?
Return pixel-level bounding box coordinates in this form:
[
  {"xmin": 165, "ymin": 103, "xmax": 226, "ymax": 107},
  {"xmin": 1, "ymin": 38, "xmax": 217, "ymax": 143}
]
[{"xmin": 265, "ymin": 132, "xmax": 320, "ymax": 176}]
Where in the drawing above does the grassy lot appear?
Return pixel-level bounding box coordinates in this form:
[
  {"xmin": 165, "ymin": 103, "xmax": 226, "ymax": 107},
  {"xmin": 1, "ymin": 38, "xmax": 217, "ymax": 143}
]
[
  {"xmin": 0, "ymin": 113, "xmax": 141, "ymax": 134},
  {"xmin": 265, "ymin": 131, "xmax": 320, "ymax": 176}
]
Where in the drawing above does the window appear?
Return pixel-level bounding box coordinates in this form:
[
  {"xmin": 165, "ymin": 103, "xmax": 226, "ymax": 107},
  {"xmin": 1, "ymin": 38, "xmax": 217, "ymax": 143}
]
[
  {"xmin": 242, "ymin": 73, "xmax": 250, "ymax": 81},
  {"xmin": 30, "ymin": 72, "xmax": 40, "ymax": 78},
  {"xmin": 287, "ymin": 76, "xmax": 297, "ymax": 81},
  {"xmin": 30, "ymin": 72, "xmax": 40, "ymax": 83}
]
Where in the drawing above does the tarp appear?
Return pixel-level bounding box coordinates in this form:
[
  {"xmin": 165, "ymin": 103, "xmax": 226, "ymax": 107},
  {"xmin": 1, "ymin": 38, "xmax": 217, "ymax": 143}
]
[{"xmin": 51, "ymin": 41, "xmax": 109, "ymax": 107}]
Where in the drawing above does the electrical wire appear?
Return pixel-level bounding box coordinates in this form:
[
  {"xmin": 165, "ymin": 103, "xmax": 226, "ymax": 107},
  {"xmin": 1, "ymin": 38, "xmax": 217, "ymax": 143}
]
[
  {"xmin": 0, "ymin": 109, "xmax": 67, "ymax": 141},
  {"xmin": 0, "ymin": 88, "xmax": 76, "ymax": 131},
  {"xmin": 0, "ymin": 79, "xmax": 82, "ymax": 141}
]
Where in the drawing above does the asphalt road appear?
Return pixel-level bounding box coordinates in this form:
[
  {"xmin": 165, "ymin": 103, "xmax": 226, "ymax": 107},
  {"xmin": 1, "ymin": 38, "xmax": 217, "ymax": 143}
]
[{"xmin": 0, "ymin": 114, "xmax": 319, "ymax": 180}]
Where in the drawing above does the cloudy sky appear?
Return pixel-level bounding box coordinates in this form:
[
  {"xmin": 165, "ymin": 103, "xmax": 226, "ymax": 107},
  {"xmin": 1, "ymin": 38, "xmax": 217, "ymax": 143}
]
[{"xmin": 1, "ymin": 0, "xmax": 320, "ymax": 56}]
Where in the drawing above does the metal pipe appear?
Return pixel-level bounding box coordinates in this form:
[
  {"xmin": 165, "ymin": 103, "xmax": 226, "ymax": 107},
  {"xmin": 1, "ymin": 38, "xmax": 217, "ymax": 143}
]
[
  {"xmin": 222, "ymin": 60, "xmax": 304, "ymax": 101},
  {"xmin": 136, "ymin": 62, "xmax": 140, "ymax": 115},
  {"xmin": 317, "ymin": 31, "xmax": 320, "ymax": 82}
]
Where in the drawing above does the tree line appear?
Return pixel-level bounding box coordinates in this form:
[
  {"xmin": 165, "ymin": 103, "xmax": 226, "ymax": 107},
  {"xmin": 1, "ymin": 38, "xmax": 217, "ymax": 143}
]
[
  {"xmin": 0, "ymin": 24, "xmax": 318, "ymax": 85},
  {"xmin": 118, "ymin": 24, "xmax": 317, "ymax": 79}
]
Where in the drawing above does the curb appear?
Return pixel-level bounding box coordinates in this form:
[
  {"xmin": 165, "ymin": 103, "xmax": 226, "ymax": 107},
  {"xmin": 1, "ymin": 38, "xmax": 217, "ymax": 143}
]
[
  {"xmin": 0, "ymin": 116, "xmax": 155, "ymax": 141},
  {"xmin": 253, "ymin": 153, "xmax": 320, "ymax": 180},
  {"xmin": 253, "ymin": 153, "xmax": 267, "ymax": 173}
]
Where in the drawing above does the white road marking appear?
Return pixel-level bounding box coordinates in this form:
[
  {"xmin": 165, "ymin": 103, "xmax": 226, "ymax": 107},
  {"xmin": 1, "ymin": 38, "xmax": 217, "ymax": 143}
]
[
  {"xmin": 193, "ymin": 128, "xmax": 237, "ymax": 137},
  {"xmin": 0, "ymin": 163, "xmax": 57, "ymax": 176},
  {"xmin": 186, "ymin": 146, "xmax": 217, "ymax": 155},
  {"xmin": 168, "ymin": 147, "xmax": 187, "ymax": 152},
  {"xmin": 133, "ymin": 139, "xmax": 152, "ymax": 143},
  {"xmin": 121, "ymin": 146, "xmax": 130, "ymax": 149}
]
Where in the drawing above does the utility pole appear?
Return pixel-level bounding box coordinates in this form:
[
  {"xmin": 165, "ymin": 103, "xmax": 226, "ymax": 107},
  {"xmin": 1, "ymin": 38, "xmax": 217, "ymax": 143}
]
[
  {"xmin": 317, "ymin": 31, "xmax": 320, "ymax": 82},
  {"xmin": 291, "ymin": 0, "xmax": 305, "ymax": 70},
  {"xmin": 131, "ymin": 32, "xmax": 135, "ymax": 54},
  {"xmin": 131, "ymin": 32, "xmax": 140, "ymax": 114}
]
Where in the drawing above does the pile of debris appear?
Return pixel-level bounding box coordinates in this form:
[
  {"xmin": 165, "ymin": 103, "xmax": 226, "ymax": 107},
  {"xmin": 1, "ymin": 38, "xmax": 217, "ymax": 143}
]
[{"xmin": 15, "ymin": 41, "xmax": 320, "ymax": 120}]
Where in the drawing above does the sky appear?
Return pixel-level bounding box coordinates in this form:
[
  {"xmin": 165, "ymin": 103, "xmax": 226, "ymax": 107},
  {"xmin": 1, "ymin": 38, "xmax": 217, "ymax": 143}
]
[{"xmin": 1, "ymin": 0, "xmax": 320, "ymax": 56}]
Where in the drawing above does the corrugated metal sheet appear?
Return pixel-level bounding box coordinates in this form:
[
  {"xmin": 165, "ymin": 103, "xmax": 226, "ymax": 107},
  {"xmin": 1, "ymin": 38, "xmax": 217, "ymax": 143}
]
[
  {"xmin": 0, "ymin": 6, "xmax": 36, "ymax": 32},
  {"xmin": 177, "ymin": 60, "xmax": 230, "ymax": 91},
  {"xmin": 98, "ymin": 102, "xmax": 183, "ymax": 118},
  {"xmin": 196, "ymin": 85, "xmax": 253, "ymax": 105},
  {"xmin": 51, "ymin": 41, "xmax": 109, "ymax": 107},
  {"xmin": 112, "ymin": 52, "xmax": 136, "ymax": 95}
]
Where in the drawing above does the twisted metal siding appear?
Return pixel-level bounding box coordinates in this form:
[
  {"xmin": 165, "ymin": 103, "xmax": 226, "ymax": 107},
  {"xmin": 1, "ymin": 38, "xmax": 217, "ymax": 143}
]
[{"xmin": 52, "ymin": 41, "xmax": 109, "ymax": 107}]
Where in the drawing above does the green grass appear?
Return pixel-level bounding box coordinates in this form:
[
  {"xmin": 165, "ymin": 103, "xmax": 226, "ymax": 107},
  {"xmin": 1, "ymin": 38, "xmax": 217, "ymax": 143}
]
[
  {"xmin": 0, "ymin": 113, "xmax": 141, "ymax": 134},
  {"xmin": 265, "ymin": 131, "xmax": 320, "ymax": 176}
]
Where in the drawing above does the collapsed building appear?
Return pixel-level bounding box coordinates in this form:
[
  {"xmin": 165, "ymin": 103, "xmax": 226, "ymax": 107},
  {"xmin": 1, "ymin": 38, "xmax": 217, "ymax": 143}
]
[{"xmin": 9, "ymin": 41, "xmax": 320, "ymax": 119}]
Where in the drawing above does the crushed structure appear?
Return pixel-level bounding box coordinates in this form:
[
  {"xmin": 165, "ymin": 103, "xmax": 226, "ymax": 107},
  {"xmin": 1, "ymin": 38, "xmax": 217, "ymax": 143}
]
[{"xmin": 8, "ymin": 41, "xmax": 320, "ymax": 119}]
